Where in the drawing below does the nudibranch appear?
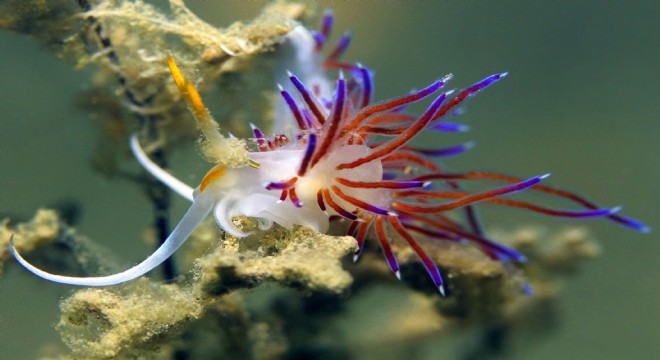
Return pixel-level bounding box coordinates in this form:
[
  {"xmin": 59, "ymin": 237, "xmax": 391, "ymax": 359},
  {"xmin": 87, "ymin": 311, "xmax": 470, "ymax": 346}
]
[{"xmin": 11, "ymin": 12, "xmax": 648, "ymax": 293}]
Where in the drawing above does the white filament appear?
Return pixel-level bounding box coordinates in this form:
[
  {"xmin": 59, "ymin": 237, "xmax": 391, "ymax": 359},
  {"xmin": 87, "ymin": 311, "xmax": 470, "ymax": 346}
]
[
  {"xmin": 10, "ymin": 190, "xmax": 216, "ymax": 286},
  {"xmin": 130, "ymin": 134, "xmax": 194, "ymax": 202}
]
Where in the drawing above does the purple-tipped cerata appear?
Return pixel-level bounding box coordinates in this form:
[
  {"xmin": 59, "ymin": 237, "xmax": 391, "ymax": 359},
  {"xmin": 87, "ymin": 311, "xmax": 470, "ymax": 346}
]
[{"xmin": 11, "ymin": 10, "xmax": 647, "ymax": 295}]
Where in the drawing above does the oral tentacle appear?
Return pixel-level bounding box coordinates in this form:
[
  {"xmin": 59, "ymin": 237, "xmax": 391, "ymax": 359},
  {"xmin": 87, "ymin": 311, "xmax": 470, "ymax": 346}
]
[
  {"xmin": 130, "ymin": 134, "xmax": 194, "ymax": 202},
  {"xmin": 10, "ymin": 190, "xmax": 216, "ymax": 286}
]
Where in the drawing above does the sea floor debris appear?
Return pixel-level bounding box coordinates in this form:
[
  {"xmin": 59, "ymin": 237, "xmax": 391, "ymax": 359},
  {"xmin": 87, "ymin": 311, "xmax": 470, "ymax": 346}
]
[{"xmin": 2, "ymin": 210, "xmax": 601, "ymax": 359}]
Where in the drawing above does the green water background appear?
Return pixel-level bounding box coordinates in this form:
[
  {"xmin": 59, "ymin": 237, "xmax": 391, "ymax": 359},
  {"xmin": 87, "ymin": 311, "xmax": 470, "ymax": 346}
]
[{"xmin": 0, "ymin": 1, "xmax": 658, "ymax": 359}]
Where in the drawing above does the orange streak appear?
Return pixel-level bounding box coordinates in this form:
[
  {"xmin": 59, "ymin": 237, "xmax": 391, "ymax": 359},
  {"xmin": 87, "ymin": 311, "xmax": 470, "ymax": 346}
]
[
  {"xmin": 185, "ymin": 81, "xmax": 210, "ymax": 124},
  {"xmin": 199, "ymin": 165, "xmax": 226, "ymax": 192},
  {"xmin": 167, "ymin": 55, "xmax": 186, "ymax": 91}
]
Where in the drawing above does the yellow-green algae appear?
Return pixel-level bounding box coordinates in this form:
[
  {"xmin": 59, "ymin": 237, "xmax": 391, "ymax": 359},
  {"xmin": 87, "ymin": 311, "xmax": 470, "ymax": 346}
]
[
  {"xmin": 1, "ymin": 0, "xmax": 311, "ymax": 176},
  {"xmin": 1, "ymin": 209, "xmax": 600, "ymax": 359},
  {"xmin": 57, "ymin": 279, "xmax": 204, "ymax": 359},
  {"xmin": 1, "ymin": 209, "xmax": 60, "ymax": 274}
]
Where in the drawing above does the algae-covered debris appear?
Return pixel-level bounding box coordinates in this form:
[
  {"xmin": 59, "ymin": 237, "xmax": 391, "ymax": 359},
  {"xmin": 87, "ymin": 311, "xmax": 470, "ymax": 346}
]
[
  {"xmin": 1, "ymin": 0, "xmax": 311, "ymax": 175},
  {"xmin": 1, "ymin": 209, "xmax": 60, "ymax": 255},
  {"xmin": 2, "ymin": 209, "xmax": 355, "ymax": 358},
  {"xmin": 194, "ymin": 225, "xmax": 358, "ymax": 296},
  {"xmin": 6, "ymin": 208, "xmax": 597, "ymax": 358},
  {"xmin": 57, "ymin": 279, "xmax": 205, "ymax": 359},
  {"xmin": 0, "ymin": 0, "xmax": 81, "ymax": 57},
  {"xmin": 74, "ymin": 0, "xmax": 310, "ymax": 145},
  {"xmin": 1, "ymin": 209, "xmax": 60, "ymax": 274},
  {"xmin": 1, "ymin": 210, "xmax": 120, "ymax": 278}
]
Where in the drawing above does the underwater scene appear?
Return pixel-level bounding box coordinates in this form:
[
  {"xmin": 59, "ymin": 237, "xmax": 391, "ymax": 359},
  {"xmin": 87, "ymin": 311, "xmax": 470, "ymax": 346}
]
[{"xmin": 0, "ymin": 1, "xmax": 658, "ymax": 359}]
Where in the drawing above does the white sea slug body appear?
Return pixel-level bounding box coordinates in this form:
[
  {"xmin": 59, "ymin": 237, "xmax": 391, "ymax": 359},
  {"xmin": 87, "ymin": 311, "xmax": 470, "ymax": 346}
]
[{"xmin": 11, "ymin": 14, "xmax": 645, "ymax": 292}]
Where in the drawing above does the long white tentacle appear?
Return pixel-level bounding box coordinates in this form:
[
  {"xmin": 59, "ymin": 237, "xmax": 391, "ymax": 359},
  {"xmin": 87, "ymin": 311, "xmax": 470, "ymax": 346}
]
[
  {"xmin": 10, "ymin": 191, "xmax": 216, "ymax": 286},
  {"xmin": 130, "ymin": 134, "xmax": 195, "ymax": 202}
]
